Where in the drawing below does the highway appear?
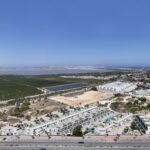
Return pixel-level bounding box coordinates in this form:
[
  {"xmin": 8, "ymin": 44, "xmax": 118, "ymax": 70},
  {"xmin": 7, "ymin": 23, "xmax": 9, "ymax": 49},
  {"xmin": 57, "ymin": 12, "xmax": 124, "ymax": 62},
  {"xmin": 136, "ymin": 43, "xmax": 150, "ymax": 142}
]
[
  {"xmin": 1, "ymin": 141, "xmax": 150, "ymax": 150},
  {"xmin": 1, "ymin": 147, "xmax": 150, "ymax": 150}
]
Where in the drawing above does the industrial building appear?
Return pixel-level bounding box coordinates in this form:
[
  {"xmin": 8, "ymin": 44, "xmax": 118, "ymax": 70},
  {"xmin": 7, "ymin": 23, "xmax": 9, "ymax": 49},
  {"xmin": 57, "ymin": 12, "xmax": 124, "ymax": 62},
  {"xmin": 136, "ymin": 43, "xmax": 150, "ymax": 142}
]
[
  {"xmin": 133, "ymin": 89, "xmax": 150, "ymax": 97},
  {"xmin": 97, "ymin": 81, "xmax": 137, "ymax": 93}
]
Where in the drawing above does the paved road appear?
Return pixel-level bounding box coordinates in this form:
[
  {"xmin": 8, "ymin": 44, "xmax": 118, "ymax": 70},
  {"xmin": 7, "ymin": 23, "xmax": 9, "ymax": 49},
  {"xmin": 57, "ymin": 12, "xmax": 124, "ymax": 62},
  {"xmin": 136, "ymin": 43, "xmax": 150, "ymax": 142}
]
[
  {"xmin": 0, "ymin": 147, "xmax": 150, "ymax": 150},
  {"xmin": 1, "ymin": 141, "xmax": 150, "ymax": 150}
]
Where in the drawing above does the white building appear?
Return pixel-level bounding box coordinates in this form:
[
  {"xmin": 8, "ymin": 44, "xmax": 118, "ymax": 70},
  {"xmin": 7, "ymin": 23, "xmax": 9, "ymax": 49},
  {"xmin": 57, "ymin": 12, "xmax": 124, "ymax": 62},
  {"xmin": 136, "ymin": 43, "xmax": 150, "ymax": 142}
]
[
  {"xmin": 97, "ymin": 81, "xmax": 137, "ymax": 93},
  {"xmin": 133, "ymin": 89, "xmax": 150, "ymax": 97}
]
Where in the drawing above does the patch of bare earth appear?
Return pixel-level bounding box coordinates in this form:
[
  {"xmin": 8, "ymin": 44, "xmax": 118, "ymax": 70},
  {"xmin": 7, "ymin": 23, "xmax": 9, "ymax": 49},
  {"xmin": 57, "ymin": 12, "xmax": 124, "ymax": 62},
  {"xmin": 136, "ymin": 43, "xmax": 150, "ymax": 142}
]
[
  {"xmin": 25, "ymin": 99, "xmax": 66, "ymax": 117},
  {"xmin": 50, "ymin": 91, "xmax": 113, "ymax": 106}
]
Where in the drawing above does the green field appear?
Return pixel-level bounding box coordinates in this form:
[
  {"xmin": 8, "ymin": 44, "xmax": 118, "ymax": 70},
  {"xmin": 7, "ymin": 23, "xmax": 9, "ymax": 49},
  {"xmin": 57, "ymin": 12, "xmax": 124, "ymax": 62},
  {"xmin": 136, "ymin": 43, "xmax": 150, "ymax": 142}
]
[
  {"xmin": 0, "ymin": 75, "xmax": 71, "ymax": 100},
  {"xmin": 0, "ymin": 72, "xmax": 118, "ymax": 101}
]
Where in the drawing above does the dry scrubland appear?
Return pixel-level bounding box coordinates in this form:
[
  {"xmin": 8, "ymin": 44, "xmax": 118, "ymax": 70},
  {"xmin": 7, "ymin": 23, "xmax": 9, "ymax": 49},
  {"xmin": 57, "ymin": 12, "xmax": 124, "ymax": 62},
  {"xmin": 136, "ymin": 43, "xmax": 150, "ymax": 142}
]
[
  {"xmin": 0, "ymin": 98, "xmax": 67, "ymax": 127},
  {"xmin": 28, "ymin": 99, "xmax": 66, "ymax": 117}
]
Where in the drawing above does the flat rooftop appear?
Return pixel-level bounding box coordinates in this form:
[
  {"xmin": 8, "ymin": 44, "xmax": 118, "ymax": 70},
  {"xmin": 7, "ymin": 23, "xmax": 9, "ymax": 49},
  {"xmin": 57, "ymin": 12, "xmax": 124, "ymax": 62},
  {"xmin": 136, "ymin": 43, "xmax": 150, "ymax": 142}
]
[{"xmin": 97, "ymin": 81, "xmax": 137, "ymax": 93}]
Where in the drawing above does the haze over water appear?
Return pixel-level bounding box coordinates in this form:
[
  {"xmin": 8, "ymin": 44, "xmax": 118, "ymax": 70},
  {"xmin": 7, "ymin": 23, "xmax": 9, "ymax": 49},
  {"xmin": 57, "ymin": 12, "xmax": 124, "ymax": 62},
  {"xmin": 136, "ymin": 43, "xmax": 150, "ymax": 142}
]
[{"xmin": 0, "ymin": 67, "xmax": 112, "ymax": 75}]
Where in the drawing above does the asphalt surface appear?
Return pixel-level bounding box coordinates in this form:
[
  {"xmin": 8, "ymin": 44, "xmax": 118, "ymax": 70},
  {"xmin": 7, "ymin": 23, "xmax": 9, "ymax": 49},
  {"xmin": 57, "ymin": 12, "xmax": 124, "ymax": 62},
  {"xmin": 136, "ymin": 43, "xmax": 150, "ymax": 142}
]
[
  {"xmin": 0, "ymin": 147, "xmax": 150, "ymax": 150},
  {"xmin": 1, "ymin": 141, "xmax": 150, "ymax": 150}
]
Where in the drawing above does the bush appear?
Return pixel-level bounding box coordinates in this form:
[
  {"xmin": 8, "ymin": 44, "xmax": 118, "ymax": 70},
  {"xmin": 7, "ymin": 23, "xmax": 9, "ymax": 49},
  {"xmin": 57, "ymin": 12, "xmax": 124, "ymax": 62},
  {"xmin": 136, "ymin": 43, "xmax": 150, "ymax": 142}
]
[
  {"xmin": 147, "ymin": 103, "xmax": 150, "ymax": 109},
  {"xmin": 91, "ymin": 86, "xmax": 97, "ymax": 91},
  {"xmin": 138, "ymin": 97, "xmax": 146, "ymax": 103},
  {"xmin": 110, "ymin": 102, "xmax": 125, "ymax": 111},
  {"xmin": 20, "ymin": 101, "xmax": 30, "ymax": 111},
  {"xmin": 11, "ymin": 107, "xmax": 23, "ymax": 117},
  {"xmin": 73, "ymin": 125, "xmax": 83, "ymax": 137},
  {"xmin": 130, "ymin": 122, "xmax": 138, "ymax": 131}
]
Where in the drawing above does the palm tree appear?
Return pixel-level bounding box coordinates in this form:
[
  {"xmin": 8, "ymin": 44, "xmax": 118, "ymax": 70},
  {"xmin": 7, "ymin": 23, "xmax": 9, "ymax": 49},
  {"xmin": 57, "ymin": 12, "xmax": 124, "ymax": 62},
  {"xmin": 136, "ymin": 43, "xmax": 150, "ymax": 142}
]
[
  {"xmin": 16, "ymin": 135, "xmax": 20, "ymax": 140},
  {"xmin": 32, "ymin": 135, "xmax": 35, "ymax": 140}
]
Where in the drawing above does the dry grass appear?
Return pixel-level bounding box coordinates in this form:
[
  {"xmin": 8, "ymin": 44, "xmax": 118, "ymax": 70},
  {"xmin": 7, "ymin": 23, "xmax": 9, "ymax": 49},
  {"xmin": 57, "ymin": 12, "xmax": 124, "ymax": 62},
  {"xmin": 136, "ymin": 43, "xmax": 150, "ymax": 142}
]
[{"xmin": 26, "ymin": 99, "xmax": 66, "ymax": 118}]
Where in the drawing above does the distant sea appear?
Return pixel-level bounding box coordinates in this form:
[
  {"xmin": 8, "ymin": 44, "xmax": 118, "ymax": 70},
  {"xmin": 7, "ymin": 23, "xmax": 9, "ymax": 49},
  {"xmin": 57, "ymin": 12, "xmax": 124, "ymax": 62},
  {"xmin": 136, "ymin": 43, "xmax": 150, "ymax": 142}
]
[{"xmin": 0, "ymin": 67, "xmax": 112, "ymax": 75}]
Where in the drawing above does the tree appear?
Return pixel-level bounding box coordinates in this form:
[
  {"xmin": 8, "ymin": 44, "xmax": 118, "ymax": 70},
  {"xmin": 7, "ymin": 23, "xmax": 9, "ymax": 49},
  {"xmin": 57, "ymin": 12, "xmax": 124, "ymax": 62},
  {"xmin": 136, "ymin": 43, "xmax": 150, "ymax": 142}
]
[
  {"xmin": 11, "ymin": 107, "xmax": 21, "ymax": 117},
  {"xmin": 20, "ymin": 100, "xmax": 30, "ymax": 111},
  {"xmin": 123, "ymin": 127, "xmax": 129, "ymax": 134},
  {"xmin": 147, "ymin": 103, "xmax": 150, "ymax": 109},
  {"xmin": 0, "ymin": 111, "xmax": 7, "ymax": 121},
  {"xmin": 134, "ymin": 100, "xmax": 139, "ymax": 105},
  {"xmin": 139, "ymin": 97, "xmax": 146, "ymax": 103},
  {"xmin": 114, "ymin": 93, "xmax": 121, "ymax": 97},
  {"xmin": 25, "ymin": 115, "xmax": 31, "ymax": 121},
  {"xmin": 130, "ymin": 108, "xmax": 137, "ymax": 114},
  {"xmin": 32, "ymin": 135, "xmax": 35, "ymax": 140},
  {"xmin": 91, "ymin": 86, "xmax": 97, "ymax": 91},
  {"xmin": 73, "ymin": 125, "xmax": 83, "ymax": 137},
  {"xmin": 130, "ymin": 122, "xmax": 138, "ymax": 131}
]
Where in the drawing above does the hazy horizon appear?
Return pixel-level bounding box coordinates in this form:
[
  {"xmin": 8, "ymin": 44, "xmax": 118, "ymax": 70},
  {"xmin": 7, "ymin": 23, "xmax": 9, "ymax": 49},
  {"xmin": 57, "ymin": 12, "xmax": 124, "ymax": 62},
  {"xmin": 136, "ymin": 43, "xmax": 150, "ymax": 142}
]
[{"xmin": 0, "ymin": 65, "xmax": 150, "ymax": 68}]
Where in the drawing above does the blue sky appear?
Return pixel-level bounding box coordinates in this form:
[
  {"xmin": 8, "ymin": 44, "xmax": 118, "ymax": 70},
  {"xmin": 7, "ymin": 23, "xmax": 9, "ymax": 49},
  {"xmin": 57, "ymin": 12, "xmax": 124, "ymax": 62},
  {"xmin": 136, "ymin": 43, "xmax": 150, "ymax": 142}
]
[{"xmin": 0, "ymin": 0, "xmax": 150, "ymax": 67}]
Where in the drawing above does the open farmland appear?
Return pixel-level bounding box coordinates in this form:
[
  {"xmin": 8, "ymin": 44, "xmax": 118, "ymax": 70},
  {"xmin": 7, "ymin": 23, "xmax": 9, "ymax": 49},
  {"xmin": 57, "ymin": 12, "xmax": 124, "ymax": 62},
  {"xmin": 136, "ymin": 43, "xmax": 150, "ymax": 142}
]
[
  {"xmin": 0, "ymin": 71, "xmax": 121, "ymax": 101},
  {"xmin": 0, "ymin": 75, "xmax": 71, "ymax": 100}
]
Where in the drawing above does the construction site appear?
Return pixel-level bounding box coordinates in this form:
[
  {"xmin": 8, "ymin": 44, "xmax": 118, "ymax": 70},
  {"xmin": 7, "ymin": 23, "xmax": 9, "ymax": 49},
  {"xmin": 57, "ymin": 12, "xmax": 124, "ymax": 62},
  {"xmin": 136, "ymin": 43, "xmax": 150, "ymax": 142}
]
[{"xmin": 50, "ymin": 90, "xmax": 113, "ymax": 106}]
